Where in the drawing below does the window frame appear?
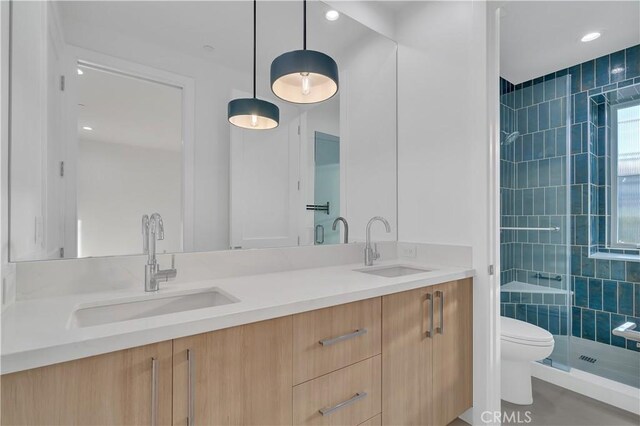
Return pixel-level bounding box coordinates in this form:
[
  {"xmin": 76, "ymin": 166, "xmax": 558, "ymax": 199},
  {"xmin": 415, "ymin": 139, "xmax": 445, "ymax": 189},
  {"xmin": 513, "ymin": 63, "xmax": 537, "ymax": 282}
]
[{"xmin": 609, "ymin": 98, "xmax": 640, "ymax": 249}]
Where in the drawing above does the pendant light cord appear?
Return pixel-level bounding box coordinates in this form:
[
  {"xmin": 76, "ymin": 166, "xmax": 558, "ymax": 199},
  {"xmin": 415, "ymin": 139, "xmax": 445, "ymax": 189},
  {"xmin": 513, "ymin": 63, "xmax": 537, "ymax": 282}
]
[
  {"xmin": 303, "ymin": 0, "xmax": 307, "ymax": 50},
  {"xmin": 253, "ymin": 0, "xmax": 257, "ymax": 99}
]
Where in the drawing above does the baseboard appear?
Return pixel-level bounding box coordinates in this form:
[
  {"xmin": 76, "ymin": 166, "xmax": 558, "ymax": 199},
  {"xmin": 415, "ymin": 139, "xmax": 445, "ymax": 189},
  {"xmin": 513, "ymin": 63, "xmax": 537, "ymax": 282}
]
[{"xmin": 531, "ymin": 362, "xmax": 640, "ymax": 415}]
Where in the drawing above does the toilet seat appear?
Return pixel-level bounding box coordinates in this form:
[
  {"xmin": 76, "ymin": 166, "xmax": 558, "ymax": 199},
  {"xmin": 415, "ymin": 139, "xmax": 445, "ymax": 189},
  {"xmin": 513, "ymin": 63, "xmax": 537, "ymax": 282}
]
[{"xmin": 501, "ymin": 317, "xmax": 554, "ymax": 346}]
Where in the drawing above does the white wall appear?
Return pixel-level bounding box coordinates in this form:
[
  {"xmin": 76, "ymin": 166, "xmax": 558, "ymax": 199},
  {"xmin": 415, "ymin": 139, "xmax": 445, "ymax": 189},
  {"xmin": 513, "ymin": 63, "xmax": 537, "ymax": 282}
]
[
  {"xmin": 340, "ymin": 32, "xmax": 397, "ymax": 243},
  {"xmin": 77, "ymin": 139, "xmax": 181, "ymax": 257},
  {"xmin": 395, "ymin": 2, "xmax": 499, "ymax": 423}
]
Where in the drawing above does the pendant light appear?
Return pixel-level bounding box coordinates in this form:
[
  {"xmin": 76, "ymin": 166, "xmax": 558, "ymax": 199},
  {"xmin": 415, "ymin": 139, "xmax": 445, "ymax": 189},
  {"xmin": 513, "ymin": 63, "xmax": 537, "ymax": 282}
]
[
  {"xmin": 228, "ymin": 0, "xmax": 279, "ymax": 130},
  {"xmin": 270, "ymin": 0, "xmax": 339, "ymax": 104}
]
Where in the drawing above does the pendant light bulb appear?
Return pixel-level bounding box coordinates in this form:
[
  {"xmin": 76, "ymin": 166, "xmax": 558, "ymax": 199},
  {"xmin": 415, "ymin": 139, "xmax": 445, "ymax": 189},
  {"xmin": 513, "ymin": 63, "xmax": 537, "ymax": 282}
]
[
  {"xmin": 301, "ymin": 73, "xmax": 311, "ymax": 95},
  {"xmin": 228, "ymin": 0, "xmax": 279, "ymax": 130},
  {"xmin": 270, "ymin": 0, "xmax": 339, "ymax": 104}
]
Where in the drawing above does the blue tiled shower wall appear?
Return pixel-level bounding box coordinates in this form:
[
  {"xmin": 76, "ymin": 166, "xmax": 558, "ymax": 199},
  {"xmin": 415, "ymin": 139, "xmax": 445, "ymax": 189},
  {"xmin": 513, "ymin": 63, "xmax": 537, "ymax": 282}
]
[{"xmin": 500, "ymin": 44, "xmax": 640, "ymax": 352}]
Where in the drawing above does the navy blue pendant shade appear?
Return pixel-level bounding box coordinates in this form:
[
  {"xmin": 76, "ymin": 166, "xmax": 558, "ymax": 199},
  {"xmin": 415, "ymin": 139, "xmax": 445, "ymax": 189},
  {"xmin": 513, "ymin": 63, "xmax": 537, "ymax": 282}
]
[
  {"xmin": 228, "ymin": 0, "xmax": 279, "ymax": 130},
  {"xmin": 228, "ymin": 97, "xmax": 279, "ymax": 130},
  {"xmin": 270, "ymin": 0, "xmax": 339, "ymax": 104},
  {"xmin": 270, "ymin": 49, "xmax": 339, "ymax": 104}
]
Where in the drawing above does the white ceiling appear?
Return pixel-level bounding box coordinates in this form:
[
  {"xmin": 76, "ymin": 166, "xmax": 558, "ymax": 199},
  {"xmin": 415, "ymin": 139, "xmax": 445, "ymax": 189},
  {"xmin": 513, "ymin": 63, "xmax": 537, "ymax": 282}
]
[
  {"xmin": 500, "ymin": 1, "xmax": 640, "ymax": 84},
  {"xmin": 77, "ymin": 65, "xmax": 182, "ymax": 151},
  {"xmin": 58, "ymin": 1, "xmax": 373, "ymax": 77}
]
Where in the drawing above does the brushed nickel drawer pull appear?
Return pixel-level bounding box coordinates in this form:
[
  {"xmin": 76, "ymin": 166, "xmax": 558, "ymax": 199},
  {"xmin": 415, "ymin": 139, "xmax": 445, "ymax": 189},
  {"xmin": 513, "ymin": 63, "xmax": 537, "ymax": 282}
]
[
  {"xmin": 435, "ymin": 290, "xmax": 444, "ymax": 334},
  {"xmin": 425, "ymin": 293, "xmax": 434, "ymax": 338},
  {"xmin": 319, "ymin": 392, "xmax": 368, "ymax": 416},
  {"xmin": 151, "ymin": 357, "xmax": 158, "ymax": 426},
  {"xmin": 319, "ymin": 328, "xmax": 367, "ymax": 346},
  {"xmin": 187, "ymin": 349, "xmax": 195, "ymax": 426}
]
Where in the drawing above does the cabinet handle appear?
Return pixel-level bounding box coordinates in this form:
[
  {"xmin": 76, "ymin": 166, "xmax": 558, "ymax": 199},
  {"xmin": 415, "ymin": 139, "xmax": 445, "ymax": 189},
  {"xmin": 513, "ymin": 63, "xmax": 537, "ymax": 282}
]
[
  {"xmin": 319, "ymin": 328, "xmax": 367, "ymax": 346},
  {"xmin": 319, "ymin": 392, "xmax": 368, "ymax": 416},
  {"xmin": 435, "ymin": 290, "xmax": 444, "ymax": 334},
  {"xmin": 187, "ymin": 349, "xmax": 195, "ymax": 426},
  {"xmin": 151, "ymin": 357, "xmax": 158, "ymax": 426},
  {"xmin": 425, "ymin": 293, "xmax": 434, "ymax": 338}
]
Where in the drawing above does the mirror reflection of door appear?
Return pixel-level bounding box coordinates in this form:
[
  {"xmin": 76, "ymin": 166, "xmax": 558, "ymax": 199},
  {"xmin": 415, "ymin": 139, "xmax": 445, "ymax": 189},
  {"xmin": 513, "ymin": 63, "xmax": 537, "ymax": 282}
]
[
  {"xmin": 314, "ymin": 132, "xmax": 340, "ymax": 245},
  {"xmin": 75, "ymin": 64, "xmax": 183, "ymax": 257}
]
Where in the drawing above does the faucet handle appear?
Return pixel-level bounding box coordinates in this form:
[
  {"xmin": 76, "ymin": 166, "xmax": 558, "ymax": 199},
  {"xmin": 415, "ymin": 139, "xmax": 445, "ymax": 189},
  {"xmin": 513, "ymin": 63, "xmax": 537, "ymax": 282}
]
[{"xmin": 141, "ymin": 215, "xmax": 149, "ymax": 254}]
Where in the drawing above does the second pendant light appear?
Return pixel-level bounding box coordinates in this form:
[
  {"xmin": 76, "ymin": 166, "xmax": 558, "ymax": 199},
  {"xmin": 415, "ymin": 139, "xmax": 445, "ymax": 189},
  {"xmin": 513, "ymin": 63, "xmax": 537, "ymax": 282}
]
[
  {"xmin": 270, "ymin": 0, "xmax": 339, "ymax": 104},
  {"xmin": 228, "ymin": 0, "xmax": 279, "ymax": 130}
]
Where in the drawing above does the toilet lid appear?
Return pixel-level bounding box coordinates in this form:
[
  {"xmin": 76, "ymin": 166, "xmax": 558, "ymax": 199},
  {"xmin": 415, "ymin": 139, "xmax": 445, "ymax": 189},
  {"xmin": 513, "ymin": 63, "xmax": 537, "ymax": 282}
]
[{"xmin": 501, "ymin": 317, "xmax": 554, "ymax": 343}]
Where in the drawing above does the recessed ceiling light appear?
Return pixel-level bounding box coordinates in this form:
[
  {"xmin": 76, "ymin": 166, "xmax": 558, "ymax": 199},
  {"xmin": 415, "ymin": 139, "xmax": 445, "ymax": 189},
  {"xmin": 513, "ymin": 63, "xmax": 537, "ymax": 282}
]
[
  {"xmin": 325, "ymin": 10, "xmax": 340, "ymax": 21},
  {"xmin": 581, "ymin": 32, "xmax": 601, "ymax": 42},
  {"xmin": 82, "ymin": 126, "xmax": 93, "ymax": 131},
  {"xmin": 77, "ymin": 68, "xmax": 84, "ymax": 75}
]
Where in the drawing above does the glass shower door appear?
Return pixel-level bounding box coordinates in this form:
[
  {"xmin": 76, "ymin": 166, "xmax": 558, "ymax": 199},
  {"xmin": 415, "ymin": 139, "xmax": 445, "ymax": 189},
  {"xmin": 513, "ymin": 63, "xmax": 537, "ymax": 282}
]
[
  {"xmin": 499, "ymin": 74, "xmax": 572, "ymax": 370},
  {"xmin": 313, "ymin": 132, "xmax": 340, "ymax": 245}
]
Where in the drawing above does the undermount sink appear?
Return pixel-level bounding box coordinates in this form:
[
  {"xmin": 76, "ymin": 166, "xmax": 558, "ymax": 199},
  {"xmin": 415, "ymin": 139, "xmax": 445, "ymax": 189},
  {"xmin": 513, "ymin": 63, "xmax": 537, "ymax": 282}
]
[
  {"xmin": 69, "ymin": 288, "xmax": 238, "ymax": 328},
  {"xmin": 355, "ymin": 265, "xmax": 433, "ymax": 278}
]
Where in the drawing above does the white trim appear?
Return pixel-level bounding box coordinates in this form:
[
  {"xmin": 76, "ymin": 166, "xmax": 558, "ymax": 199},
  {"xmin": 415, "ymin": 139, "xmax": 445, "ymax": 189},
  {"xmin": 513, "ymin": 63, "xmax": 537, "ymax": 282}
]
[
  {"xmin": 64, "ymin": 46, "xmax": 196, "ymax": 254},
  {"xmin": 531, "ymin": 361, "xmax": 640, "ymax": 415}
]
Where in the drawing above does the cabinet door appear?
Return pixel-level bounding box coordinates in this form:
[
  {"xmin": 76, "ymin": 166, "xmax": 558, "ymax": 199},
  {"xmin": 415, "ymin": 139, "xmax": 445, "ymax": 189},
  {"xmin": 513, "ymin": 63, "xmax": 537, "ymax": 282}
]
[
  {"xmin": 172, "ymin": 316, "xmax": 293, "ymax": 426},
  {"xmin": 381, "ymin": 286, "xmax": 433, "ymax": 426},
  {"xmin": 431, "ymin": 278, "xmax": 473, "ymax": 426},
  {"xmin": 1, "ymin": 341, "xmax": 172, "ymax": 425}
]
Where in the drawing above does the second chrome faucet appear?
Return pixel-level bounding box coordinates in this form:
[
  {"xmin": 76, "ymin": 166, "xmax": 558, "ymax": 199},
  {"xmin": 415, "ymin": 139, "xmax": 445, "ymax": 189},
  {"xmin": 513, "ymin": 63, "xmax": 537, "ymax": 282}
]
[
  {"xmin": 142, "ymin": 213, "xmax": 177, "ymax": 292},
  {"xmin": 364, "ymin": 216, "xmax": 391, "ymax": 266}
]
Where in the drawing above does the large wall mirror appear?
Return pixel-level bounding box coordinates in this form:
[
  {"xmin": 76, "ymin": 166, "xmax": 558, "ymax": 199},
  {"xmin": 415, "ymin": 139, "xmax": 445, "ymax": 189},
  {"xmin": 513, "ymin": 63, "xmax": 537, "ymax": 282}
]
[{"xmin": 9, "ymin": 0, "xmax": 397, "ymax": 261}]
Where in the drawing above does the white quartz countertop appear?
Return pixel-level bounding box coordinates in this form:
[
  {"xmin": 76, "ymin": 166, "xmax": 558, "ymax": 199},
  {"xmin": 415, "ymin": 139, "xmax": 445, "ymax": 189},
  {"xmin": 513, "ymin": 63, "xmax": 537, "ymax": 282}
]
[{"xmin": 1, "ymin": 260, "xmax": 474, "ymax": 374}]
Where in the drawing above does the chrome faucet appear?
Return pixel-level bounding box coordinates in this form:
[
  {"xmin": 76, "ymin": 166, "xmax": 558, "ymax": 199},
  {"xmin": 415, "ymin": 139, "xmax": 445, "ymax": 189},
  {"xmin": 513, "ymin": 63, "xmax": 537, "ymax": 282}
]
[
  {"xmin": 142, "ymin": 213, "xmax": 177, "ymax": 292},
  {"xmin": 332, "ymin": 217, "xmax": 349, "ymax": 244},
  {"xmin": 364, "ymin": 216, "xmax": 391, "ymax": 266}
]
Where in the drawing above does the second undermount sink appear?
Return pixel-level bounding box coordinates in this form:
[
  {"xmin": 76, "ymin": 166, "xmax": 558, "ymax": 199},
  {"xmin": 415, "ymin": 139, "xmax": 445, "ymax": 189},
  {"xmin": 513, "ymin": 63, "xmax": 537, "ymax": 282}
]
[
  {"xmin": 356, "ymin": 264, "xmax": 434, "ymax": 278},
  {"xmin": 69, "ymin": 288, "xmax": 238, "ymax": 328}
]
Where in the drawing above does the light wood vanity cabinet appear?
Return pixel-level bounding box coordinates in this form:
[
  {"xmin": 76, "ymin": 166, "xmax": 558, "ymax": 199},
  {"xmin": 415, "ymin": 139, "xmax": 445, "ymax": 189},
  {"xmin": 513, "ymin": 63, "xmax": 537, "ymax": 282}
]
[
  {"xmin": 0, "ymin": 341, "xmax": 173, "ymax": 426},
  {"xmin": 0, "ymin": 278, "xmax": 472, "ymax": 426},
  {"xmin": 382, "ymin": 278, "xmax": 473, "ymax": 426},
  {"xmin": 172, "ymin": 316, "xmax": 293, "ymax": 426}
]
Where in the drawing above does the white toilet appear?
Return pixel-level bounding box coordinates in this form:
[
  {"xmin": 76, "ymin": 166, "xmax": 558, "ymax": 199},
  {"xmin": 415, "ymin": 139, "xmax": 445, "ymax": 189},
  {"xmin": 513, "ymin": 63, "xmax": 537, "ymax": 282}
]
[{"xmin": 501, "ymin": 316, "xmax": 555, "ymax": 405}]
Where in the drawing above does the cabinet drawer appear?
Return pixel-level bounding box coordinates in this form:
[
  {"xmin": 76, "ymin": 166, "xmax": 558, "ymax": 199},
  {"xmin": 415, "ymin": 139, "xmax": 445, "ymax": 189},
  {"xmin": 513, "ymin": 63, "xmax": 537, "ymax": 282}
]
[
  {"xmin": 293, "ymin": 355, "xmax": 381, "ymax": 426},
  {"xmin": 293, "ymin": 298, "xmax": 381, "ymax": 384}
]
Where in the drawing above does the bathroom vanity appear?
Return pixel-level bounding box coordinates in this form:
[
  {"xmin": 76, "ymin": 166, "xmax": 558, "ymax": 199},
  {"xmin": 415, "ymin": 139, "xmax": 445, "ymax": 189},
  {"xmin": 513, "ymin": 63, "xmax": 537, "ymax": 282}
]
[{"xmin": 1, "ymin": 263, "xmax": 472, "ymax": 426}]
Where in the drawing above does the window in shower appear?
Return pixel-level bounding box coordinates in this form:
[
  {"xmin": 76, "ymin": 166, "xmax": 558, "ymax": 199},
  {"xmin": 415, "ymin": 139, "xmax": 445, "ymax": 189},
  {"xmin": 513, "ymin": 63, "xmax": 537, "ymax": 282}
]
[{"xmin": 610, "ymin": 101, "xmax": 640, "ymax": 248}]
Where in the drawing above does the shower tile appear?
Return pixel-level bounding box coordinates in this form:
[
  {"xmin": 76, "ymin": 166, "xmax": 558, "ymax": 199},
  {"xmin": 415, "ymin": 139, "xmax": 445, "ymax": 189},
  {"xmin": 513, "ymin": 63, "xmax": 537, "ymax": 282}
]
[
  {"xmin": 527, "ymin": 162, "xmax": 539, "ymax": 188},
  {"xmin": 544, "ymin": 129, "xmax": 556, "ymax": 157},
  {"xmin": 569, "ymin": 65, "xmax": 581, "ymax": 94},
  {"xmin": 510, "ymin": 292, "xmax": 521, "ymax": 303},
  {"xmin": 539, "ymin": 102, "xmax": 550, "ymax": 130},
  {"xmin": 533, "ymin": 132, "xmax": 545, "ymax": 159},
  {"xmin": 595, "ymin": 55, "xmax": 610, "ymax": 87},
  {"xmin": 595, "ymin": 259, "xmax": 610, "ymax": 280},
  {"xmin": 635, "ymin": 284, "xmax": 640, "ymax": 317},
  {"xmin": 574, "ymin": 153, "xmax": 588, "ymax": 184},
  {"xmin": 595, "ymin": 311, "xmax": 611, "ymax": 344},
  {"xmin": 618, "ymin": 282, "xmax": 634, "ymax": 315},
  {"xmin": 517, "ymin": 108, "xmax": 528, "ymax": 134},
  {"xmin": 609, "ymin": 313, "xmax": 626, "ymax": 347},
  {"xmin": 538, "ymin": 305, "xmax": 549, "ymax": 330},
  {"xmin": 575, "ymin": 277, "xmax": 588, "ymax": 307},
  {"xmin": 574, "ymin": 92, "xmax": 588, "ymax": 123},
  {"xmin": 626, "ymin": 45, "xmax": 639, "ymax": 78},
  {"xmin": 581, "ymin": 60, "xmax": 595, "ymax": 91},
  {"xmin": 575, "ymin": 215, "xmax": 588, "ymax": 246},
  {"xmin": 571, "ymin": 123, "xmax": 582, "ymax": 154},
  {"xmin": 549, "ymin": 158, "xmax": 563, "ymax": 186},
  {"xmin": 533, "ymin": 188, "xmax": 545, "ymax": 215},
  {"xmin": 610, "ymin": 261, "xmax": 626, "ymax": 281},
  {"xmin": 627, "ymin": 262, "xmax": 640, "ymax": 283},
  {"xmin": 588, "ymin": 278, "xmax": 603, "ymax": 310},
  {"xmin": 523, "ymin": 189, "xmax": 534, "ymax": 215},
  {"xmin": 544, "ymin": 78, "xmax": 556, "ymax": 101},
  {"xmin": 516, "ymin": 304, "xmax": 527, "ymax": 321},
  {"xmin": 581, "ymin": 250, "xmax": 595, "ymax": 277},
  {"xmin": 581, "ymin": 308, "xmax": 595, "ymax": 340},
  {"xmin": 533, "ymin": 80, "xmax": 545, "ymax": 104},
  {"xmin": 522, "ymin": 85, "xmax": 533, "ymax": 107},
  {"xmin": 529, "ymin": 109, "xmax": 540, "ymax": 134},
  {"xmin": 554, "ymin": 294, "xmax": 567, "ymax": 305},
  {"xmin": 572, "ymin": 306, "xmax": 581, "ymax": 337},
  {"xmin": 504, "ymin": 304, "xmax": 515, "ymax": 318},
  {"xmin": 526, "ymin": 305, "xmax": 538, "ymax": 325},
  {"xmin": 545, "ymin": 188, "xmax": 557, "ymax": 215},
  {"xmin": 532, "ymin": 293, "xmax": 543, "ymax": 304},
  {"xmin": 556, "ymin": 127, "xmax": 567, "ymax": 156},
  {"xmin": 548, "ymin": 305, "xmax": 560, "ymax": 334},
  {"xmin": 609, "ymin": 50, "xmax": 626, "ymax": 83},
  {"xmin": 570, "ymin": 185, "xmax": 582, "ymax": 214},
  {"xmin": 501, "ymin": 292, "xmax": 509, "ymax": 303},
  {"xmin": 560, "ymin": 306, "xmax": 568, "ymax": 335},
  {"xmin": 602, "ymin": 280, "xmax": 618, "ymax": 313}
]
